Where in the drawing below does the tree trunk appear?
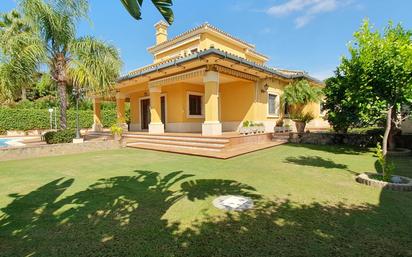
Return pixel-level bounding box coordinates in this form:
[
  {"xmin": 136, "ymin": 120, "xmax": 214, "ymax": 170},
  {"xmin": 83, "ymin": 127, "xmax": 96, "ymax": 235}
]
[
  {"xmin": 382, "ymin": 106, "xmax": 393, "ymax": 157},
  {"xmin": 388, "ymin": 126, "xmax": 397, "ymax": 151},
  {"xmin": 58, "ymin": 82, "xmax": 67, "ymax": 129},
  {"xmin": 53, "ymin": 53, "xmax": 68, "ymax": 129},
  {"xmin": 21, "ymin": 87, "xmax": 27, "ymax": 100}
]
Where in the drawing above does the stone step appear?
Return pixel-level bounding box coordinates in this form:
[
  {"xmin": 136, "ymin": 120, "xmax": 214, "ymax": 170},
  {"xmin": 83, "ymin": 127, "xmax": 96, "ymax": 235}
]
[{"xmin": 127, "ymin": 138, "xmax": 226, "ymax": 149}]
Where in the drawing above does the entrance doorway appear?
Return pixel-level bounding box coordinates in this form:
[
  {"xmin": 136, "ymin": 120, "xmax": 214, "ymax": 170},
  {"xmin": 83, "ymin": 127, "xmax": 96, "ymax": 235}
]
[{"xmin": 140, "ymin": 96, "xmax": 166, "ymax": 130}]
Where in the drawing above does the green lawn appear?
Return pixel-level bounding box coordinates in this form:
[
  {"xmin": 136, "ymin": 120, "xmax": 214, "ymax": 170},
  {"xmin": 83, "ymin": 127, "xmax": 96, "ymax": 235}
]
[{"xmin": 0, "ymin": 144, "xmax": 411, "ymax": 257}]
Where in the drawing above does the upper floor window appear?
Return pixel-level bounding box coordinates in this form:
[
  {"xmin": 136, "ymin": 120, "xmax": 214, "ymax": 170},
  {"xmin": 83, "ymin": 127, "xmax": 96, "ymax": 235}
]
[
  {"xmin": 190, "ymin": 48, "xmax": 198, "ymax": 54},
  {"xmin": 268, "ymin": 93, "xmax": 279, "ymax": 117}
]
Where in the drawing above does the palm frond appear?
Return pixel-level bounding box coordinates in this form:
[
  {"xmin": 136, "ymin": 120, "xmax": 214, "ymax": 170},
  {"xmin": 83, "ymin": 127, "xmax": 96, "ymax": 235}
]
[
  {"xmin": 120, "ymin": 0, "xmax": 174, "ymax": 25},
  {"xmin": 68, "ymin": 37, "xmax": 122, "ymax": 96}
]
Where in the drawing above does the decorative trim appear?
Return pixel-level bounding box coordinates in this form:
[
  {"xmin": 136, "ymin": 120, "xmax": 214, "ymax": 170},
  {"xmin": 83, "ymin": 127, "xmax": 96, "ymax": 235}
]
[
  {"xmin": 148, "ymin": 68, "xmax": 206, "ymax": 89},
  {"xmin": 149, "ymin": 87, "xmax": 161, "ymax": 93},
  {"xmin": 215, "ymin": 65, "xmax": 259, "ymax": 81}
]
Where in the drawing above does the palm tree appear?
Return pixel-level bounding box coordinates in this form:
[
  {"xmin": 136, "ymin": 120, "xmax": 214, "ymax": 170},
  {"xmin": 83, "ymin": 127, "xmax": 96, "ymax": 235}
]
[
  {"xmin": 0, "ymin": 10, "xmax": 44, "ymax": 101},
  {"xmin": 282, "ymin": 79, "xmax": 323, "ymax": 133},
  {"xmin": 16, "ymin": 0, "xmax": 122, "ymax": 129},
  {"xmin": 120, "ymin": 0, "xmax": 174, "ymax": 24}
]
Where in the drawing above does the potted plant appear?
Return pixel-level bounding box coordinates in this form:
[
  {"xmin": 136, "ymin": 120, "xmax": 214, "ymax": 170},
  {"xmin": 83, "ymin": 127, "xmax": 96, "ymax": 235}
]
[
  {"xmin": 110, "ymin": 124, "xmax": 123, "ymax": 141},
  {"xmin": 290, "ymin": 113, "xmax": 315, "ymax": 133},
  {"xmin": 282, "ymin": 79, "xmax": 323, "ymax": 133}
]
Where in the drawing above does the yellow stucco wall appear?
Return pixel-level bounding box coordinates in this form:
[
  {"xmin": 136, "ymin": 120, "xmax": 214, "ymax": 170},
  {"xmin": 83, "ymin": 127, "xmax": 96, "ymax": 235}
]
[
  {"xmin": 126, "ymin": 79, "xmax": 325, "ymax": 131},
  {"xmin": 220, "ymin": 81, "xmax": 255, "ymax": 121}
]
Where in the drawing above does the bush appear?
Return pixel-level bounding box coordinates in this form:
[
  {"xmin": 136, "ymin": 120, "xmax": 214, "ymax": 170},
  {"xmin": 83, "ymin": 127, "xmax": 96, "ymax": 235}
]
[
  {"xmin": 0, "ymin": 108, "xmax": 118, "ymax": 131},
  {"xmin": 44, "ymin": 129, "xmax": 76, "ymax": 144}
]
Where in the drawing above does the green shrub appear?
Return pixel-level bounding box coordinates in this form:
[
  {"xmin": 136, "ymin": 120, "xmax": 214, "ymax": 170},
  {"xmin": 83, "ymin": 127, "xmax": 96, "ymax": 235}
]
[
  {"xmin": 110, "ymin": 124, "xmax": 123, "ymax": 137},
  {"xmin": 44, "ymin": 129, "xmax": 76, "ymax": 144},
  {"xmin": 0, "ymin": 108, "xmax": 118, "ymax": 131},
  {"xmin": 375, "ymin": 142, "xmax": 396, "ymax": 182}
]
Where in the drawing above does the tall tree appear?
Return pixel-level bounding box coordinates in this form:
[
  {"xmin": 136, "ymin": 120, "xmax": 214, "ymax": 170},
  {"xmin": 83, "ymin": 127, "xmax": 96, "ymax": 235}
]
[
  {"xmin": 120, "ymin": 0, "xmax": 174, "ymax": 24},
  {"xmin": 323, "ymin": 56, "xmax": 385, "ymax": 133},
  {"xmin": 15, "ymin": 0, "xmax": 122, "ymax": 129},
  {"xmin": 326, "ymin": 20, "xmax": 412, "ymax": 165}
]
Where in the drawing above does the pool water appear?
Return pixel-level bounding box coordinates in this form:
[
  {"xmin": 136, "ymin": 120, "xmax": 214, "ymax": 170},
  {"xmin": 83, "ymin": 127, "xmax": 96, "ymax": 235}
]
[{"xmin": 0, "ymin": 139, "xmax": 11, "ymax": 148}]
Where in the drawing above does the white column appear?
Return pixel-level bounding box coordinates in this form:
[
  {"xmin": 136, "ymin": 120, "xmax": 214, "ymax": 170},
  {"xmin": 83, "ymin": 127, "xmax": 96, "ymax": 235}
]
[
  {"xmin": 148, "ymin": 86, "xmax": 164, "ymax": 134},
  {"xmin": 202, "ymin": 71, "xmax": 222, "ymax": 136}
]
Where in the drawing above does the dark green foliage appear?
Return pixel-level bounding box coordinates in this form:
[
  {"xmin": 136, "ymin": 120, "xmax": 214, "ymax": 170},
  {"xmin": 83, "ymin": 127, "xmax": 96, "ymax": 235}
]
[
  {"xmin": 44, "ymin": 129, "xmax": 76, "ymax": 144},
  {"xmin": 120, "ymin": 0, "xmax": 174, "ymax": 24},
  {"xmin": 0, "ymin": 108, "xmax": 117, "ymax": 131}
]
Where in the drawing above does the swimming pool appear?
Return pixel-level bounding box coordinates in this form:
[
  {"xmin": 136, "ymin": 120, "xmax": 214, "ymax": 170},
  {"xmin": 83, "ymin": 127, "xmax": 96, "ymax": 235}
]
[{"xmin": 0, "ymin": 139, "xmax": 12, "ymax": 148}]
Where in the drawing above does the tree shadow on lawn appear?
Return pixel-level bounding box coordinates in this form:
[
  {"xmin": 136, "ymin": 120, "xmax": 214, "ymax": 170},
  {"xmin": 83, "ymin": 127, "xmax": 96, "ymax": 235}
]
[
  {"xmin": 0, "ymin": 171, "xmax": 411, "ymax": 257},
  {"xmin": 284, "ymin": 156, "xmax": 358, "ymax": 175},
  {"xmin": 287, "ymin": 143, "xmax": 371, "ymax": 155}
]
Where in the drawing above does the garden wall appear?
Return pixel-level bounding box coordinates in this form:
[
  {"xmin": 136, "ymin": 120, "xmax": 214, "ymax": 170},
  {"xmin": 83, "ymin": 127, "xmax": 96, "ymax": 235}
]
[
  {"xmin": 0, "ymin": 108, "xmax": 117, "ymax": 132},
  {"xmin": 289, "ymin": 132, "xmax": 382, "ymax": 148},
  {"xmin": 0, "ymin": 140, "xmax": 123, "ymax": 161}
]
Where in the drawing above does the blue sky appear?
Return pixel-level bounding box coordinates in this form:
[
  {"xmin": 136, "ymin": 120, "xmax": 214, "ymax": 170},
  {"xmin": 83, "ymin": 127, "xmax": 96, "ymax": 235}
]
[{"xmin": 1, "ymin": 0, "xmax": 411, "ymax": 79}]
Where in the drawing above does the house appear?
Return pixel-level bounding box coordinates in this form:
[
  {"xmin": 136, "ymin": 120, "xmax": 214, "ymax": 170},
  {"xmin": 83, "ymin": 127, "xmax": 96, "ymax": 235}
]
[{"xmin": 92, "ymin": 21, "xmax": 329, "ymax": 136}]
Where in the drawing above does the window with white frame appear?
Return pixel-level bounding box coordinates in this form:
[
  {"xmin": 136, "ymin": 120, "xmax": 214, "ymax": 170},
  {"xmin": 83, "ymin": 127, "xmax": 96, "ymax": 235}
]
[
  {"xmin": 268, "ymin": 93, "xmax": 279, "ymax": 116},
  {"xmin": 187, "ymin": 92, "xmax": 203, "ymax": 118}
]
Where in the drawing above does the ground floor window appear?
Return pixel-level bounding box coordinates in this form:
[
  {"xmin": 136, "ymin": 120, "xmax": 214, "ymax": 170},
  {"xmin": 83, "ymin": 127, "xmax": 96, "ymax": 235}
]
[
  {"xmin": 187, "ymin": 92, "xmax": 203, "ymax": 118},
  {"xmin": 268, "ymin": 93, "xmax": 279, "ymax": 117}
]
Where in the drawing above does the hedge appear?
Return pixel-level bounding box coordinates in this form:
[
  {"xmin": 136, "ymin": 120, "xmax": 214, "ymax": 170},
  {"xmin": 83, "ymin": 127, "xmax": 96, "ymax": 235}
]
[
  {"xmin": 0, "ymin": 108, "xmax": 118, "ymax": 131},
  {"xmin": 44, "ymin": 129, "xmax": 76, "ymax": 144}
]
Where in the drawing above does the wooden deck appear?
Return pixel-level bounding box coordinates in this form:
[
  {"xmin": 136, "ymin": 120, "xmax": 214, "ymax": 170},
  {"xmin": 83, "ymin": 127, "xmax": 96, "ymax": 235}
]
[{"xmin": 88, "ymin": 131, "xmax": 289, "ymax": 159}]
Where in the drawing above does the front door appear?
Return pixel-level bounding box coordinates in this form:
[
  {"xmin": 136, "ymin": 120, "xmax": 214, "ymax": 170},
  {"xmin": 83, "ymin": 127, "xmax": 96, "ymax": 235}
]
[
  {"xmin": 141, "ymin": 98, "xmax": 150, "ymax": 130},
  {"xmin": 140, "ymin": 96, "xmax": 166, "ymax": 130}
]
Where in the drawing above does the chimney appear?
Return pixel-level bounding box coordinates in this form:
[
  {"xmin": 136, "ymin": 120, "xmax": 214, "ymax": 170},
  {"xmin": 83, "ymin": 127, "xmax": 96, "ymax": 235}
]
[{"xmin": 154, "ymin": 20, "xmax": 169, "ymax": 45}]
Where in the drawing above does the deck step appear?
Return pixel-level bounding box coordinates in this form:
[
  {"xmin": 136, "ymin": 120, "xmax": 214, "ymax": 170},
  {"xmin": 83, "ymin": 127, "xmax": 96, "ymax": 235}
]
[
  {"xmin": 127, "ymin": 138, "xmax": 226, "ymax": 149},
  {"xmin": 123, "ymin": 134, "xmax": 229, "ymax": 144},
  {"xmin": 128, "ymin": 142, "xmax": 222, "ymax": 152}
]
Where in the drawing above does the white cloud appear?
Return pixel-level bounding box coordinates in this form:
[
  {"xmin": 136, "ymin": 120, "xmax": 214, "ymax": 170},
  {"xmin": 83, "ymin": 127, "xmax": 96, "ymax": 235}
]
[{"xmin": 267, "ymin": 0, "xmax": 354, "ymax": 28}]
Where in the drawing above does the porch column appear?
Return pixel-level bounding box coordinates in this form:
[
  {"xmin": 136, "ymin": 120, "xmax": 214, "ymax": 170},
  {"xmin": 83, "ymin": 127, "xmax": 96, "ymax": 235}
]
[
  {"xmin": 202, "ymin": 71, "xmax": 222, "ymax": 136},
  {"xmin": 116, "ymin": 92, "xmax": 128, "ymax": 131},
  {"xmin": 149, "ymin": 86, "xmax": 164, "ymax": 134},
  {"xmin": 92, "ymin": 97, "xmax": 102, "ymax": 132},
  {"xmin": 129, "ymin": 95, "xmax": 139, "ymax": 131}
]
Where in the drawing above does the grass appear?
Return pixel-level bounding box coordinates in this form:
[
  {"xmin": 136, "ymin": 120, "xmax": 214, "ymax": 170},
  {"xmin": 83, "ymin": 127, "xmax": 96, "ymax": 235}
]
[{"xmin": 0, "ymin": 144, "xmax": 411, "ymax": 257}]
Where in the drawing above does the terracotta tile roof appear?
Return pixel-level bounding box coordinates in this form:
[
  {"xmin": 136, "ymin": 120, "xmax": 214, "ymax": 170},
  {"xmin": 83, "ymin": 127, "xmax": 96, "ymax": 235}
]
[{"xmin": 120, "ymin": 48, "xmax": 324, "ymax": 85}]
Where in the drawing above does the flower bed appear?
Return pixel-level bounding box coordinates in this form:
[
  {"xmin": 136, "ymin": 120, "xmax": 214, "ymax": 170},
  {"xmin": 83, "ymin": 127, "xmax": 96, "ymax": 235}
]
[{"xmin": 356, "ymin": 172, "xmax": 412, "ymax": 191}]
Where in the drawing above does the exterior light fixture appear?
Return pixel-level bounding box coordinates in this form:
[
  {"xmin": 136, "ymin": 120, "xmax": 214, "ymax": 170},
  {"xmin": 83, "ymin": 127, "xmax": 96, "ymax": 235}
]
[{"xmin": 261, "ymin": 83, "xmax": 269, "ymax": 93}]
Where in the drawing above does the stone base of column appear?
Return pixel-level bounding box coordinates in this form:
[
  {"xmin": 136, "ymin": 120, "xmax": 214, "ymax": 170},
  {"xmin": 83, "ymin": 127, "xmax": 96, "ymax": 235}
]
[
  {"xmin": 92, "ymin": 123, "xmax": 103, "ymax": 132},
  {"xmin": 129, "ymin": 123, "xmax": 141, "ymax": 132},
  {"xmin": 119, "ymin": 123, "xmax": 129, "ymax": 132},
  {"xmin": 149, "ymin": 123, "xmax": 164, "ymax": 134},
  {"xmin": 202, "ymin": 121, "xmax": 222, "ymax": 136}
]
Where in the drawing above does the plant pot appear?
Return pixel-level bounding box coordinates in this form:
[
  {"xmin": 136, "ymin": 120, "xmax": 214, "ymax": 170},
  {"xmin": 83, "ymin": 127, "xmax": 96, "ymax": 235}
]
[
  {"xmin": 294, "ymin": 121, "xmax": 306, "ymax": 133},
  {"xmin": 114, "ymin": 134, "xmax": 122, "ymax": 141}
]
